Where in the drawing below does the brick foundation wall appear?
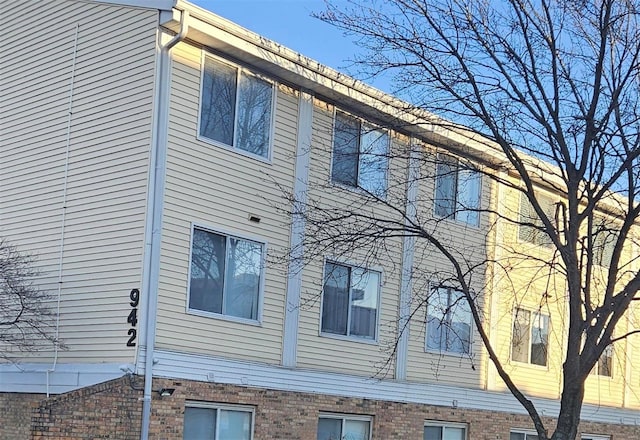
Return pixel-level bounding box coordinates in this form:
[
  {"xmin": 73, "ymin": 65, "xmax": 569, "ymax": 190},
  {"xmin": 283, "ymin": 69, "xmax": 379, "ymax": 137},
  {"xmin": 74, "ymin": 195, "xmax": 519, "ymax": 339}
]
[
  {"xmin": 1, "ymin": 392, "xmax": 44, "ymax": 440},
  {"xmin": 31, "ymin": 376, "xmax": 143, "ymax": 439},
  {"xmin": 3, "ymin": 376, "xmax": 638, "ymax": 439}
]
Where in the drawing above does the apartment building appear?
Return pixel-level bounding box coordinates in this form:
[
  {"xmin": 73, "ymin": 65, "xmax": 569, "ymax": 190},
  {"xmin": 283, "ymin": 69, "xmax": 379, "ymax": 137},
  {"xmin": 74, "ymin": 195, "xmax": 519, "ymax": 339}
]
[{"xmin": 1, "ymin": 0, "xmax": 639, "ymax": 439}]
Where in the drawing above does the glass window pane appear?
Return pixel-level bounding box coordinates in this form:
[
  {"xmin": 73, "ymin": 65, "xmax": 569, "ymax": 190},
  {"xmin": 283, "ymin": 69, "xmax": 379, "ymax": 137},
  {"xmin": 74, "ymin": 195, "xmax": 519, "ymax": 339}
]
[
  {"xmin": 358, "ymin": 125, "xmax": 388, "ymax": 198},
  {"xmin": 200, "ymin": 57, "xmax": 236, "ymax": 145},
  {"xmin": 443, "ymin": 427, "xmax": 465, "ymax": 440},
  {"xmin": 218, "ymin": 410, "xmax": 251, "ymax": 440},
  {"xmin": 317, "ymin": 418, "xmax": 342, "ymax": 440},
  {"xmin": 531, "ymin": 313, "xmax": 549, "ymax": 366},
  {"xmin": 349, "ymin": 268, "xmax": 379, "ymax": 339},
  {"xmin": 509, "ymin": 434, "xmax": 525, "ymax": 440},
  {"xmin": 332, "ymin": 112, "xmax": 360, "ymax": 187},
  {"xmin": 236, "ymin": 72, "xmax": 272, "ymax": 157},
  {"xmin": 456, "ymin": 169, "xmax": 480, "ymax": 225},
  {"xmin": 448, "ymin": 292, "xmax": 472, "ymax": 354},
  {"xmin": 189, "ymin": 229, "xmax": 226, "ymax": 314},
  {"xmin": 322, "ymin": 263, "xmax": 350, "ymax": 335},
  {"xmin": 183, "ymin": 407, "xmax": 216, "ymax": 440},
  {"xmin": 344, "ymin": 419, "xmax": 370, "ymax": 440},
  {"xmin": 426, "ymin": 289, "xmax": 448, "ymax": 351},
  {"xmin": 511, "ymin": 309, "xmax": 531, "ymax": 363},
  {"xmin": 598, "ymin": 345, "xmax": 613, "ymax": 376},
  {"xmin": 224, "ymin": 238, "xmax": 261, "ymax": 319},
  {"xmin": 424, "ymin": 426, "xmax": 443, "ymax": 440},
  {"xmin": 435, "ymin": 160, "xmax": 456, "ymax": 218}
]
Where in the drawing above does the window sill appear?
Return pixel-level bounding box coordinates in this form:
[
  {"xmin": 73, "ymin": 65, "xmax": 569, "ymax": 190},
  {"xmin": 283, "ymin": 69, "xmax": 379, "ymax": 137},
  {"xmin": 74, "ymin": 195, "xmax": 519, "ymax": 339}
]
[
  {"xmin": 187, "ymin": 308, "xmax": 262, "ymax": 327},
  {"xmin": 329, "ymin": 179, "xmax": 388, "ymax": 201},
  {"xmin": 424, "ymin": 348, "xmax": 472, "ymax": 357},
  {"xmin": 319, "ymin": 331, "xmax": 378, "ymax": 345},
  {"xmin": 433, "ymin": 213, "xmax": 480, "ymax": 229},
  {"xmin": 509, "ymin": 359, "xmax": 550, "ymax": 371},
  {"xmin": 196, "ymin": 134, "xmax": 273, "ymax": 165}
]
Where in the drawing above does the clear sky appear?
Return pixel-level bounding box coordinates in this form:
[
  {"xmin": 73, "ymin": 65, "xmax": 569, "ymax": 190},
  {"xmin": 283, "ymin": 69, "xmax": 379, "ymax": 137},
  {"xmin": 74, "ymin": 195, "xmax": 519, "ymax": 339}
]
[{"xmin": 189, "ymin": 0, "xmax": 392, "ymax": 93}]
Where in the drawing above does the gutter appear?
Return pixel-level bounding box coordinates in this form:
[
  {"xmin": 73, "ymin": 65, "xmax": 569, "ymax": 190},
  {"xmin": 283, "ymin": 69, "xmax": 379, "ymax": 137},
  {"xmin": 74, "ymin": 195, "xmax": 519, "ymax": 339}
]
[{"xmin": 139, "ymin": 8, "xmax": 189, "ymax": 440}]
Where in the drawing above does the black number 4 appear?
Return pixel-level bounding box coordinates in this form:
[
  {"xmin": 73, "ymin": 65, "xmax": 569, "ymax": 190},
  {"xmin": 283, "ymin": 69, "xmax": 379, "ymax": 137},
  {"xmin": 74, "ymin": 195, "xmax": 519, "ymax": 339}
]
[{"xmin": 127, "ymin": 308, "xmax": 138, "ymax": 327}]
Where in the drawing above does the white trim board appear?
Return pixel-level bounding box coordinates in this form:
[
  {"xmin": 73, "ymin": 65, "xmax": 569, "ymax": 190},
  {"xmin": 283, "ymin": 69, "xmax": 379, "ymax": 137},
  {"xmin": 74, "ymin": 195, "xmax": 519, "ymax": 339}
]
[
  {"xmin": 152, "ymin": 348, "xmax": 640, "ymax": 427},
  {"xmin": 0, "ymin": 362, "xmax": 131, "ymax": 394}
]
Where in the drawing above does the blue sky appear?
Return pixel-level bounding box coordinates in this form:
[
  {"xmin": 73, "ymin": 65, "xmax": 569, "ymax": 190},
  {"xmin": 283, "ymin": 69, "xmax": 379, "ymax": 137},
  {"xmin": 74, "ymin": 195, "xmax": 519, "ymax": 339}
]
[{"xmin": 190, "ymin": 0, "xmax": 392, "ymax": 93}]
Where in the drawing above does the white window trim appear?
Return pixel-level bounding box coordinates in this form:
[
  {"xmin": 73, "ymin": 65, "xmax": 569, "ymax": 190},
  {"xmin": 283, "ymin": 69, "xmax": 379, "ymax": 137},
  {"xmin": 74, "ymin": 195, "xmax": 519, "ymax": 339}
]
[
  {"xmin": 433, "ymin": 153, "xmax": 482, "ymax": 227},
  {"xmin": 186, "ymin": 222, "xmax": 267, "ymax": 325},
  {"xmin": 424, "ymin": 420, "xmax": 468, "ymax": 439},
  {"xmin": 509, "ymin": 307, "xmax": 550, "ymax": 369},
  {"xmin": 510, "ymin": 428, "xmax": 539, "ymax": 439},
  {"xmin": 185, "ymin": 401, "xmax": 255, "ymax": 440},
  {"xmin": 197, "ymin": 50, "xmax": 277, "ymax": 164},
  {"xmin": 319, "ymin": 258, "xmax": 383, "ymax": 344},
  {"xmin": 329, "ymin": 107, "xmax": 390, "ymax": 198},
  {"xmin": 318, "ymin": 413, "xmax": 373, "ymax": 440},
  {"xmin": 581, "ymin": 434, "xmax": 610, "ymax": 440},
  {"xmin": 424, "ymin": 283, "xmax": 474, "ymax": 356}
]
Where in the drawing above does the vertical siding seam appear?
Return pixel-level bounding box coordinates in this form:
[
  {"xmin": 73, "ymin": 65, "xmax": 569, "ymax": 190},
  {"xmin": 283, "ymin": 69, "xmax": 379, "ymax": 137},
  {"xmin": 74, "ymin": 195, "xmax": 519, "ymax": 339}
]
[
  {"xmin": 395, "ymin": 141, "xmax": 420, "ymax": 380},
  {"xmin": 282, "ymin": 91, "xmax": 314, "ymax": 367}
]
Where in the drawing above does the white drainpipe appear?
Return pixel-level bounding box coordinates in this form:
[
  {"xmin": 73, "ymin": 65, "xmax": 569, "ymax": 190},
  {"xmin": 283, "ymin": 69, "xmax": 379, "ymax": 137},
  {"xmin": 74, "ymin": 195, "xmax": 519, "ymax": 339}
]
[{"xmin": 139, "ymin": 9, "xmax": 189, "ymax": 440}]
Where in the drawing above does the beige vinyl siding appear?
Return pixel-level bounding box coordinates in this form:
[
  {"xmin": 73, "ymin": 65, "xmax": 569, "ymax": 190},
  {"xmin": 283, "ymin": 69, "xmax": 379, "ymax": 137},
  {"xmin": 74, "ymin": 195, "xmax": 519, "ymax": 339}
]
[
  {"xmin": 0, "ymin": 0, "xmax": 157, "ymax": 362},
  {"xmin": 155, "ymin": 41, "xmax": 297, "ymax": 364},
  {"xmin": 404, "ymin": 148, "xmax": 490, "ymax": 388},
  {"xmin": 293, "ymin": 99, "xmax": 404, "ymax": 378}
]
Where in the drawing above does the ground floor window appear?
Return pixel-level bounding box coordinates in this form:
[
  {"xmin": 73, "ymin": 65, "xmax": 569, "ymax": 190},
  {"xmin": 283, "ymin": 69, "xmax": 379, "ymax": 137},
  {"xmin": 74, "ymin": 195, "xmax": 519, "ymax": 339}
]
[
  {"xmin": 510, "ymin": 430, "xmax": 539, "ymax": 440},
  {"xmin": 424, "ymin": 421, "xmax": 466, "ymax": 440},
  {"xmin": 582, "ymin": 435, "xmax": 610, "ymax": 440},
  {"xmin": 183, "ymin": 403, "xmax": 253, "ymax": 440},
  {"xmin": 317, "ymin": 413, "xmax": 372, "ymax": 440}
]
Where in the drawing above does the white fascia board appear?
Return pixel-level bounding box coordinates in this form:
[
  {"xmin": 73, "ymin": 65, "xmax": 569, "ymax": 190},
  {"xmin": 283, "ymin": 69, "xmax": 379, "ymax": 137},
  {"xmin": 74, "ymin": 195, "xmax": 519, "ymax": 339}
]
[
  {"xmin": 85, "ymin": 0, "xmax": 176, "ymax": 10},
  {"xmin": 0, "ymin": 362, "xmax": 132, "ymax": 394},
  {"xmin": 152, "ymin": 348, "xmax": 640, "ymax": 427}
]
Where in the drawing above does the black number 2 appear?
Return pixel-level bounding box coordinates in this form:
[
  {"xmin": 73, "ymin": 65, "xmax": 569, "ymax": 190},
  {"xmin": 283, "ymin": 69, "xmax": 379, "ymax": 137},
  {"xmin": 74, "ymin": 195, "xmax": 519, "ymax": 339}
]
[{"xmin": 127, "ymin": 329, "xmax": 137, "ymax": 347}]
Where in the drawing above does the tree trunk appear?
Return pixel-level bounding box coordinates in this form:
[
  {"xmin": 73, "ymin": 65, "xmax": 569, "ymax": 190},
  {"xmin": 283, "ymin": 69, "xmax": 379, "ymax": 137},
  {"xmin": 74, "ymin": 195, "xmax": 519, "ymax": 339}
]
[{"xmin": 551, "ymin": 374, "xmax": 585, "ymax": 440}]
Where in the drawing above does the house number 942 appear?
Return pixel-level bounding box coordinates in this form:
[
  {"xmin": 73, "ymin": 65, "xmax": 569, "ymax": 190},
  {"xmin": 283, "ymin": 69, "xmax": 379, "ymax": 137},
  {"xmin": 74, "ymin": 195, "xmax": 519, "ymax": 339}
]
[{"xmin": 127, "ymin": 288, "xmax": 139, "ymax": 347}]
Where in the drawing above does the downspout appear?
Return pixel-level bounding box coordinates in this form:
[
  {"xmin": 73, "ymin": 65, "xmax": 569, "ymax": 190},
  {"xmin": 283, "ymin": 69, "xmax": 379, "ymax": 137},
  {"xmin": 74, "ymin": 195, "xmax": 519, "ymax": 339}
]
[
  {"xmin": 46, "ymin": 23, "xmax": 80, "ymax": 398},
  {"xmin": 140, "ymin": 9, "xmax": 189, "ymax": 440}
]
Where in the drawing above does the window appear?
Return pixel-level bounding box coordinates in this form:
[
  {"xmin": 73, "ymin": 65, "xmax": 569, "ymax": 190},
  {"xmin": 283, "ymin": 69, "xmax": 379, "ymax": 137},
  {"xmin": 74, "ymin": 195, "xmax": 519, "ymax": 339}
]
[
  {"xmin": 424, "ymin": 422, "xmax": 467, "ymax": 440},
  {"xmin": 183, "ymin": 404, "xmax": 253, "ymax": 440},
  {"xmin": 321, "ymin": 261, "xmax": 380, "ymax": 340},
  {"xmin": 592, "ymin": 217, "xmax": 616, "ymax": 267},
  {"xmin": 331, "ymin": 110, "xmax": 389, "ymax": 198},
  {"xmin": 188, "ymin": 227, "xmax": 263, "ymax": 321},
  {"xmin": 434, "ymin": 155, "xmax": 481, "ymax": 225},
  {"xmin": 581, "ymin": 435, "xmax": 610, "ymax": 440},
  {"xmin": 200, "ymin": 53, "xmax": 274, "ymax": 158},
  {"xmin": 518, "ymin": 194, "xmax": 554, "ymax": 246},
  {"xmin": 317, "ymin": 414, "xmax": 371, "ymax": 440},
  {"xmin": 511, "ymin": 308, "xmax": 549, "ymax": 366},
  {"xmin": 591, "ymin": 344, "xmax": 613, "ymax": 377},
  {"xmin": 426, "ymin": 288, "xmax": 472, "ymax": 354},
  {"xmin": 510, "ymin": 430, "xmax": 539, "ymax": 440}
]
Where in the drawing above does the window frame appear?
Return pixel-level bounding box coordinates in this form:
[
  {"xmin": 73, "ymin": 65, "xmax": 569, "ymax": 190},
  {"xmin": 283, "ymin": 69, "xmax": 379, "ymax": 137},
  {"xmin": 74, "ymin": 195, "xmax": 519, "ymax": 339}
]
[
  {"xmin": 425, "ymin": 286, "xmax": 473, "ymax": 355},
  {"xmin": 509, "ymin": 429, "xmax": 540, "ymax": 440},
  {"xmin": 198, "ymin": 50, "xmax": 277, "ymax": 163},
  {"xmin": 319, "ymin": 259, "xmax": 382, "ymax": 343},
  {"xmin": 510, "ymin": 307, "xmax": 550, "ymax": 368},
  {"xmin": 329, "ymin": 108, "xmax": 390, "ymax": 199},
  {"xmin": 317, "ymin": 413, "xmax": 373, "ymax": 440},
  {"xmin": 183, "ymin": 401, "xmax": 255, "ymax": 440},
  {"xmin": 433, "ymin": 154, "xmax": 482, "ymax": 227},
  {"xmin": 581, "ymin": 435, "xmax": 610, "ymax": 440},
  {"xmin": 186, "ymin": 223, "xmax": 267, "ymax": 325},
  {"xmin": 423, "ymin": 421, "xmax": 468, "ymax": 440},
  {"xmin": 590, "ymin": 343, "xmax": 614, "ymax": 378}
]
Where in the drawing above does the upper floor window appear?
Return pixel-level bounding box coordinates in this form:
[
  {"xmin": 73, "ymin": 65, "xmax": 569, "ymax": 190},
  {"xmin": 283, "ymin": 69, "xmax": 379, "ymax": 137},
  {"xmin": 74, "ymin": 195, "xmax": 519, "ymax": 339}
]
[
  {"xmin": 434, "ymin": 155, "xmax": 481, "ymax": 226},
  {"xmin": 518, "ymin": 194, "xmax": 554, "ymax": 246},
  {"xmin": 331, "ymin": 110, "xmax": 389, "ymax": 198},
  {"xmin": 510, "ymin": 430, "xmax": 539, "ymax": 440},
  {"xmin": 183, "ymin": 404, "xmax": 253, "ymax": 440},
  {"xmin": 592, "ymin": 216, "xmax": 616, "ymax": 267},
  {"xmin": 317, "ymin": 414, "xmax": 371, "ymax": 440},
  {"xmin": 200, "ymin": 53, "xmax": 274, "ymax": 159},
  {"xmin": 426, "ymin": 288, "xmax": 472, "ymax": 354},
  {"xmin": 511, "ymin": 308, "xmax": 549, "ymax": 366},
  {"xmin": 321, "ymin": 261, "xmax": 380, "ymax": 341},
  {"xmin": 188, "ymin": 227, "xmax": 263, "ymax": 321},
  {"xmin": 591, "ymin": 344, "xmax": 613, "ymax": 377},
  {"xmin": 424, "ymin": 422, "xmax": 467, "ymax": 440}
]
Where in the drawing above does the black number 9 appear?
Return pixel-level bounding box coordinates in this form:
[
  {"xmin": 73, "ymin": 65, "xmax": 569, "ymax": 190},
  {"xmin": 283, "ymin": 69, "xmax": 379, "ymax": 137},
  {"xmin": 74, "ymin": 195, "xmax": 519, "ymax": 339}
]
[{"xmin": 130, "ymin": 289, "xmax": 140, "ymax": 307}]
